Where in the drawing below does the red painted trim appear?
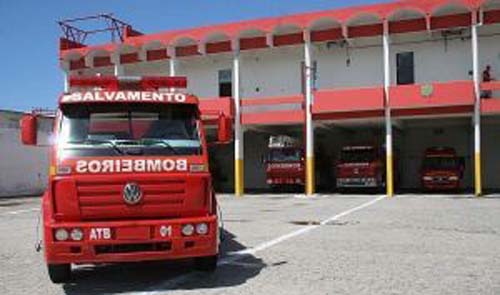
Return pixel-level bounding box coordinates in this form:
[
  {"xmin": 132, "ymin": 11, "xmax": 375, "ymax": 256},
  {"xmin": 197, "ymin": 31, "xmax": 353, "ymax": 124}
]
[
  {"xmin": 61, "ymin": 0, "xmax": 490, "ymax": 59},
  {"xmin": 60, "ymin": 37, "xmax": 86, "ymax": 51},
  {"xmin": 242, "ymin": 110, "xmax": 304, "ymax": 125},
  {"xmin": 389, "ymin": 18, "xmax": 427, "ymax": 34},
  {"xmin": 93, "ymin": 56, "xmax": 113, "ymax": 67},
  {"xmin": 124, "ymin": 26, "xmax": 143, "ymax": 38},
  {"xmin": 120, "ymin": 52, "xmax": 139, "ymax": 64},
  {"xmin": 484, "ymin": 9, "xmax": 500, "ymax": 24},
  {"xmin": 206, "ymin": 41, "xmax": 232, "ymax": 54},
  {"xmin": 481, "ymin": 99, "xmax": 500, "ymax": 114},
  {"xmin": 310, "ymin": 28, "xmax": 343, "ymax": 42},
  {"xmin": 241, "ymin": 96, "xmax": 303, "ymax": 106},
  {"xmin": 480, "ymin": 81, "xmax": 500, "ymax": 91},
  {"xmin": 240, "ymin": 36, "xmax": 268, "ymax": 50},
  {"xmin": 273, "ymin": 32, "xmax": 304, "ymax": 46},
  {"xmin": 431, "ymin": 13, "xmax": 472, "ymax": 30},
  {"xmin": 69, "ymin": 58, "xmax": 86, "ymax": 70},
  {"xmin": 146, "ymin": 49, "xmax": 169, "ymax": 61},
  {"xmin": 313, "ymin": 87, "xmax": 385, "ymax": 114},
  {"xmin": 175, "ymin": 45, "xmax": 200, "ymax": 57},
  {"xmin": 389, "ymin": 81, "xmax": 475, "ymax": 109},
  {"xmin": 313, "ymin": 110, "xmax": 384, "ymax": 120},
  {"xmin": 348, "ymin": 23, "xmax": 383, "ymax": 38},
  {"xmin": 392, "ymin": 105, "xmax": 473, "ymax": 117},
  {"xmin": 199, "ymin": 97, "xmax": 234, "ymax": 119}
]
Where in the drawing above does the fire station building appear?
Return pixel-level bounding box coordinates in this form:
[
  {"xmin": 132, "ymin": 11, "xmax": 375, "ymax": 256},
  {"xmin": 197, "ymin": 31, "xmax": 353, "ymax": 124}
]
[{"xmin": 59, "ymin": 0, "xmax": 500, "ymax": 196}]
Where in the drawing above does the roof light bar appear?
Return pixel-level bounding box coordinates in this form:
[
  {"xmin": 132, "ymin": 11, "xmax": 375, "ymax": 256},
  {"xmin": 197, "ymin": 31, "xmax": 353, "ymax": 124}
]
[{"xmin": 68, "ymin": 76, "xmax": 187, "ymax": 91}]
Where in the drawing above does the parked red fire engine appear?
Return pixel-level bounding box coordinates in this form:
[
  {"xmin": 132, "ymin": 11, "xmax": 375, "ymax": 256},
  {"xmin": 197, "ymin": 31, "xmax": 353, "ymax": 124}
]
[
  {"xmin": 336, "ymin": 145, "xmax": 386, "ymax": 190},
  {"xmin": 265, "ymin": 135, "xmax": 305, "ymax": 191},
  {"xmin": 20, "ymin": 76, "xmax": 232, "ymax": 283},
  {"xmin": 421, "ymin": 147, "xmax": 464, "ymax": 191}
]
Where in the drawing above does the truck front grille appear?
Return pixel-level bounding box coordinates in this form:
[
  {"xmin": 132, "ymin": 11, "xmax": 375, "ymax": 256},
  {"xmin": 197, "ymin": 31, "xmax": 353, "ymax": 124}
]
[
  {"xmin": 75, "ymin": 178, "xmax": 186, "ymax": 220},
  {"xmin": 95, "ymin": 242, "xmax": 171, "ymax": 255}
]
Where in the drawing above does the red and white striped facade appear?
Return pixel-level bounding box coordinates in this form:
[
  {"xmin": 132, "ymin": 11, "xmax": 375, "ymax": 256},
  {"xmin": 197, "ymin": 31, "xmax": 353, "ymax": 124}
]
[{"xmin": 58, "ymin": 0, "xmax": 500, "ymax": 195}]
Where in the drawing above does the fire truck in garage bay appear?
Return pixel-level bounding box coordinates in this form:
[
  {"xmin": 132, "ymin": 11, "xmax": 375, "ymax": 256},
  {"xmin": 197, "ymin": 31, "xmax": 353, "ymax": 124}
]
[
  {"xmin": 20, "ymin": 76, "xmax": 232, "ymax": 283},
  {"xmin": 336, "ymin": 145, "xmax": 387, "ymax": 190},
  {"xmin": 421, "ymin": 147, "xmax": 464, "ymax": 191},
  {"xmin": 265, "ymin": 135, "xmax": 305, "ymax": 191}
]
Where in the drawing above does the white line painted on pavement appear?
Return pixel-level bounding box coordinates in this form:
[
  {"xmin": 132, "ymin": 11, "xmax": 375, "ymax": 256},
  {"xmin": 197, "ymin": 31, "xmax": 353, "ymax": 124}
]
[
  {"xmin": 0, "ymin": 207, "xmax": 40, "ymax": 216},
  {"xmin": 229, "ymin": 194, "xmax": 385, "ymax": 256},
  {"xmin": 130, "ymin": 195, "xmax": 386, "ymax": 295}
]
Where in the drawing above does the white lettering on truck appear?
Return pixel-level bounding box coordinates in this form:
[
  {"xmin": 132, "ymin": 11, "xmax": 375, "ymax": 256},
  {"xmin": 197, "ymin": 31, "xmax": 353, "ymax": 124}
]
[
  {"xmin": 75, "ymin": 159, "xmax": 188, "ymax": 174},
  {"xmin": 89, "ymin": 228, "xmax": 111, "ymax": 240},
  {"xmin": 62, "ymin": 91, "xmax": 187, "ymax": 103}
]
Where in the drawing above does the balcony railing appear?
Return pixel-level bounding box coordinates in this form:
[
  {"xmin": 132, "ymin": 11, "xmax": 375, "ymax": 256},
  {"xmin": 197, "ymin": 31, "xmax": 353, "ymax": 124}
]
[
  {"xmin": 312, "ymin": 86, "xmax": 384, "ymax": 120},
  {"xmin": 240, "ymin": 95, "xmax": 304, "ymax": 126},
  {"xmin": 480, "ymin": 81, "xmax": 500, "ymax": 115},
  {"xmin": 390, "ymin": 80, "xmax": 475, "ymax": 116}
]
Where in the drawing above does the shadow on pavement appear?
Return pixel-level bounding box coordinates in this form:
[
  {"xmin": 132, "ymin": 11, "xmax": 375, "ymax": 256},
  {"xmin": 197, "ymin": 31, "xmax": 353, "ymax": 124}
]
[{"xmin": 62, "ymin": 229, "xmax": 266, "ymax": 295}]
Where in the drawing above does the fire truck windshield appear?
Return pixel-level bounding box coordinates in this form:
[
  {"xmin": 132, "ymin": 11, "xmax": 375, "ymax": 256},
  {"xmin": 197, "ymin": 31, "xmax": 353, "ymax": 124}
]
[
  {"xmin": 58, "ymin": 103, "xmax": 201, "ymax": 157},
  {"xmin": 270, "ymin": 149, "xmax": 302, "ymax": 162},
  {"xmin": 422, "ymin": 157, "xmax": 460, "ymax": 170},
  {"xmin": 340, "ymin": 149, "xmax": 376, "ymax": 163}
]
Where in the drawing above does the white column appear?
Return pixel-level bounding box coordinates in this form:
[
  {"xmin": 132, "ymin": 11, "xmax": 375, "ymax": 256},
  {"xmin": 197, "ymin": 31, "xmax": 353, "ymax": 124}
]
[
  {"xmin": 112, "ymin": 53, "xmax": 124, "ymax": 76},
  {"xmin": 63, "ymin": 69, "xmax": 69, "ymax": 93},
  {"xmin": 168, "ymin": 46, "xmax": 176, "ymax": 77},
  {"xmin": 383, "ymin": 20, "xmax": 394, "ymax": 197},
  {"xmin": 166, "ymin": 47, "xmax": 178, "ymax": 93},
  {"xmin": 114, "ymin": 64, "xmax": 124, "ymax": 76},
  {"xmin": 471, "ymin": 13, "xmax": 482, "ymax": 196},
  {"xmin": 233, "ymin": 42, "xmax": 244, "ymax": 196},
  {"xmin": 304, "ymin": 30, "xmax": 315, "ymax": 196}
]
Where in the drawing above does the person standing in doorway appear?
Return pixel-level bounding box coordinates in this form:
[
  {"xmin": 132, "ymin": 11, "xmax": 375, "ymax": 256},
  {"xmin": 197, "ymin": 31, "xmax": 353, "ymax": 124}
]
[{"xmin": 481, "ymin": 65, "xmax": 495, "ymax": 98}]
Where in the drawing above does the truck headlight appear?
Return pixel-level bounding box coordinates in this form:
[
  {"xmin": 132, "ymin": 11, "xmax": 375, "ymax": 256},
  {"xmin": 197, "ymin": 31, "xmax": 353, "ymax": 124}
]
[
  {"xmin": 182, "ymin": 224, "xmax": 195, "ymax": 236},
  {"xmin": 54, "ymin": 229, "xmax": 69, "ymax": 241},
  {"xmin": 189, "ymin": 164, "xmax": 206, "ymax": 172},
  {"xmin": 70, "ymin": 228, "xmax": 84, "ymax": 241},
  {"xmin": 195, "ymin": 223, "xmax": 208, "ymax": 235},
  {"xmin": 448, "ymin": 176, "xmax": 459, "ymax": 181},
  {"xmin": 423, "ymin": 176, "xmax": 433, "ymax": 181}
]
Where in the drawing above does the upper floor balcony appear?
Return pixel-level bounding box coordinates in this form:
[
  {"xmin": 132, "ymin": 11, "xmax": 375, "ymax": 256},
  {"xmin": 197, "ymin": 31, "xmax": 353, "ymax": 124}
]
[{"xmin": 59, "ymin": 0, "xmax": 500, "ymax": 126}]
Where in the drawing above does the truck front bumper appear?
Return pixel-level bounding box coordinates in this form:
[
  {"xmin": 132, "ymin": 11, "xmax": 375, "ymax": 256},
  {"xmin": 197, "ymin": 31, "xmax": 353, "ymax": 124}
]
[
  {"xmin": 337, "ymin": 177, "xmax": 379, "ymax": 188},
  {"xmin": 44, "ymin": 215, "xmax": 218, "ymax": 265}
]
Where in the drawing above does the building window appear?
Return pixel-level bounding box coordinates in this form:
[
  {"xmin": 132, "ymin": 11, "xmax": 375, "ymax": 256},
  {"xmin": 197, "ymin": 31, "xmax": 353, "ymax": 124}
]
[
  {"xmin": 218, "ymin": 69, "xmax": 232, "ymax": 97},
  {"xmin": 396, "ymin": 52, "xmax": 415, "ymax": 85}
]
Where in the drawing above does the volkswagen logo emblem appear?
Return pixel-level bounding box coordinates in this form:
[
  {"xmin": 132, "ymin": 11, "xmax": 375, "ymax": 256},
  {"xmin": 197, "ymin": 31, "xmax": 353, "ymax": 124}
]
[{"xmin": 123, "ymin": 183, "xmax": 142, "ymax": 205}]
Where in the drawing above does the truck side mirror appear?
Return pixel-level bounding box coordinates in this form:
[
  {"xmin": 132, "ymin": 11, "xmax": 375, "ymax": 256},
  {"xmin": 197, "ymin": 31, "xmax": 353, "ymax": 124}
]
[
  {"xmin": 20, "ymin": 114, "xmax": 38, "ymax": 145},
  {"xmin": 217, "ymin": 114, "xmax": 232, "ymax": 143}
]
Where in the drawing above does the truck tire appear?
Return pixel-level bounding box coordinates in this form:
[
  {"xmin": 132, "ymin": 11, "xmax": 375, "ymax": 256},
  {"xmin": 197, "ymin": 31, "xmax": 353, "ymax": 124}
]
[
  {"xmin": 195, "ymin": 255, "xmax": 218, "ymax": 272},
  {"xmin": 47, "ymin": 263, "xmax": 71, "ymax": 283}
]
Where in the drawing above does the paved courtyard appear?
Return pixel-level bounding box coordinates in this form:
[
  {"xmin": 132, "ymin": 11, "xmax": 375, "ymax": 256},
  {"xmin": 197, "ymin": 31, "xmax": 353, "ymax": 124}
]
[{"xmin": 0, "ymin": 194, "xmax": 499, "ymax": 295}]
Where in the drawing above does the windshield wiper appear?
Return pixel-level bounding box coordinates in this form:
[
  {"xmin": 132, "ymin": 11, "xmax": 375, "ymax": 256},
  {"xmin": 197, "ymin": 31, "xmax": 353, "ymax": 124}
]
[
  {"xmin": 140, "ymin": 138, "xmax": 179, "ymax": 155},
  {"xmin": 67, "ymin": 139, "xmax": 125, "ymax": 155}
]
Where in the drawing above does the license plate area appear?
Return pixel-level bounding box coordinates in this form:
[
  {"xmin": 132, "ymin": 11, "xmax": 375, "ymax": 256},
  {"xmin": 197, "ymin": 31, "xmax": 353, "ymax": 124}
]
[{"xmin": 115, "ymin": 226, "xmax": 151, "ymax": 240}]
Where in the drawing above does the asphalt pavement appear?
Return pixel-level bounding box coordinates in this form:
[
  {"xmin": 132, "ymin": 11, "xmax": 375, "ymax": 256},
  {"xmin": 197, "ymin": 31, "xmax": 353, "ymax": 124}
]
[{"xmin": 0, "ymin": 193, "xmax": 499, "ymax": 295}]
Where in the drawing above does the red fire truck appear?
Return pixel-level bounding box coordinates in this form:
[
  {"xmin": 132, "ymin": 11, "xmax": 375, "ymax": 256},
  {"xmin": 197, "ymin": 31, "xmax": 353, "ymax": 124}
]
[
  {"xmin": 20, "ymin": 76, "xmax": 232, "ymax": 283},
  {"xmin": 336, "ymin": 145, "xmax": 386, "ymax": 190},
  {"xmin": 265, "ymin": 135, "xmax": 305, "ymax": 191},
  {"xmin": 421, "ymin": 147, "xmax": 464, "ymax": 191}
]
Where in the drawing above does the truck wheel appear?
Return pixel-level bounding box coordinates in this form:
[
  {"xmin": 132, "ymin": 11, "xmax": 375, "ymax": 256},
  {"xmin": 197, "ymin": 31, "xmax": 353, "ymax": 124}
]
[
  {"xmin": 195, "ymin": 255, "xmax": 218, "ymax": 272},
  {"xmin": 47, "ymin": 263, "xmax": 71, "ymax": 283}
]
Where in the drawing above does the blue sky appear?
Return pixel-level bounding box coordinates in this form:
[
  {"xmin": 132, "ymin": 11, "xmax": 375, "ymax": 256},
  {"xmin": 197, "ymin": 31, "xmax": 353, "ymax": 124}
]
[{"xmin": 0, "ymin": 0, "xmax": 386, "ymax": 111}]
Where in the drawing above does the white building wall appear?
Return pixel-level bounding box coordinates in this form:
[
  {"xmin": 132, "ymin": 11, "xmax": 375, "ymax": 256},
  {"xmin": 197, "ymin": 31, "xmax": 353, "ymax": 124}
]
[
  {"xmin": 69, "ymin": 25, "xmax": 500, "ymax": 192},
  {"xmin": 0, "ymin": 111, "xmax": 52, "ymax": 197}
]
